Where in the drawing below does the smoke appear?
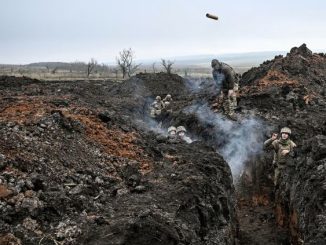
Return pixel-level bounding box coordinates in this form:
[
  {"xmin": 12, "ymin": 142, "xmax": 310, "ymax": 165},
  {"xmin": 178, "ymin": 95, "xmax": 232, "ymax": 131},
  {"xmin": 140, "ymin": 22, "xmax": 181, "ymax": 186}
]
[
  {"xmin": 184, "ymin": 104, "xmax": 265, "ymax": 176},
  {"xmin": 135, "ymin": 96, "xmax": 168, "ymax": 135},
  {"xmin": 185, "ymin": 78, "xmax": 208, "ymax": 93},
  {"xmin": 186, "ymin": 77, "xmax": 220, "ymax": 93},
  {"xmin": 131, "ymin": 74, "xmax": 265, "ymax": 176}
]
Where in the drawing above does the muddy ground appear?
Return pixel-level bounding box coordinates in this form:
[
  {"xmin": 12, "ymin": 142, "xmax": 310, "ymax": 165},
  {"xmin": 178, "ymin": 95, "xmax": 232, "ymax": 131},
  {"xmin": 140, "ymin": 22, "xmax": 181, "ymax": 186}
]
[{"xmin": 1, "ymin": 44, "xmax": 326, "ymax": 244}]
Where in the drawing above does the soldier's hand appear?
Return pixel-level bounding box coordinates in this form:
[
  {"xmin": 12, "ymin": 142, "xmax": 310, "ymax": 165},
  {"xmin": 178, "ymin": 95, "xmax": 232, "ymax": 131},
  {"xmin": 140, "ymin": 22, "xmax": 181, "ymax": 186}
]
[
  {"xmin": 271, "ymin": 133, "xmax": 278, "ymax": 140},
  {"xmin": 281, "ymin": 150, "xmax": 290, "ymax": 156}
]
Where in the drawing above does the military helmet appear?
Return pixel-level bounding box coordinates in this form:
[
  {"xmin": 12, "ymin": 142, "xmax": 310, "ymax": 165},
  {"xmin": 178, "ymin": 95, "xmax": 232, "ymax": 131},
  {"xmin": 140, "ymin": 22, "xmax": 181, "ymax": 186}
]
[
  {"xmin": 155, "ymin": 96, "xmax": 161, "ymax": 101},
  {"xmin": 166, "ymin": 94, "xmax": 172, "ymax": 99},
  {"xmin": 211, "ymin": 59, "xmax": 220, "ymax": 68},
  {"xmin": 280, "ymin": 127, "xmax": 291, "ymax": 135},
  {"xmin": 168, "ymin": 126, "xmax": 177, "ymax": 133},
  {"xmin": 176, "ymin": 126, "xmax": 186, "ymax": 133}
]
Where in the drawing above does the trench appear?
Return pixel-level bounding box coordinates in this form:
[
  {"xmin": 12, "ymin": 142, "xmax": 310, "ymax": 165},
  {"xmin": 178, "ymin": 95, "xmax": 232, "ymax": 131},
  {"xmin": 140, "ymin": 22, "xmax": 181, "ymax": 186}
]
[
  {"xmin": 156, "ymin": 110, "xmax": 293, "ymax": 244},
  {"xmin": 235, "ymin": 161, "xmax": 291, "ymax": 245}
]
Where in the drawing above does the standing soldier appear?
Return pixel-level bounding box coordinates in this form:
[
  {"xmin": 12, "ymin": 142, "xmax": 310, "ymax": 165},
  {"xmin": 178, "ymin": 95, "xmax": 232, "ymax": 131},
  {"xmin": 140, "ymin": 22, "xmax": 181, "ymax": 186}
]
[
  {"xmin": 211, "ymin": 59, "xmax": 238, "ymax": 118},
  {"xmin": 264, "ymin": 127, "xmax": 297, "ymax": 186}
]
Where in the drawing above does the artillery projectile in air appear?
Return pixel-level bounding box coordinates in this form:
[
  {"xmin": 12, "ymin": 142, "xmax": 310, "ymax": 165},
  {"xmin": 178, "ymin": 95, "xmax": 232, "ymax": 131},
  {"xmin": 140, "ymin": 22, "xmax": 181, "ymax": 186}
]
[{"xmin": 206, "ymin": 13, "xmax": 218, "ymax": 21}]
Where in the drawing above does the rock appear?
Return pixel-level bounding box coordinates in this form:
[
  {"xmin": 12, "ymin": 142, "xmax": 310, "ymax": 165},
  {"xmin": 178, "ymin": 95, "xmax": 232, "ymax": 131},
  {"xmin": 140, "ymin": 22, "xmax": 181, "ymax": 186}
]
[
  {"xmin": 317, "ymin": 165, "xmax": 324, "ymax": 171},
  {"xmin": 39, "ymin": 123, "xmax": 47, "ymax": 129},
  {"xmin": 56, "ymin": 220, "xmax": 82, "ymax": 242},
  {"xmin": 22, "ymin": 217, "xmax": 40, "ymax": 232},
  {"xmin": 69, "ymin": 185, "xmax": 83, "ymax": 195},
  {"xmin": 94, "ymin": 177, "xmax": 104, "ymax": 185},
  {"xmin": 0, "ymin": 154, "xmax": 5, "ymax": 161},
  {"xmin": 116, "ymin": 188, "xmax": 129, "ymax": 196},
  {"xmin": 19, "ymin": 195, "xmax": 43, "ymax": 213},
  {"xmin": 134, "ymin": 185, "xmax": 146, "ymax": 193}
]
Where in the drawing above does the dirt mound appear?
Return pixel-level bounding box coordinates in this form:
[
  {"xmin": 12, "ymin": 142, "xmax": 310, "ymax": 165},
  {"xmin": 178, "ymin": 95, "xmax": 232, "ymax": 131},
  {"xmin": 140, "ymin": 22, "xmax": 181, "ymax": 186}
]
[
  {"xmin": 0, "ymin": 74, "xmax": 237, "ymax": 244},
  {"xmin": 238, "ymin": 44, "xmax": 326, "ymax": 244},
  {"xmin": 0, "ymin": 76, "xmax": 40, "ymax": 88},
  {"xmin": 1, "ymin": 44, "xmax": 325, "ymax": 244},
  {"xmin": 240, "ymin": 44, "xmax": 326, "ymax": 109}
]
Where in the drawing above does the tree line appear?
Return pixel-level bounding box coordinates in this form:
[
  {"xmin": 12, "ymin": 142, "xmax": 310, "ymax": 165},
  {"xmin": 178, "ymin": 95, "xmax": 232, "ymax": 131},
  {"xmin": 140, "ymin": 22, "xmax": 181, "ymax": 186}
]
[{"xmin": 0, "ymin": 48, "xmax": 175, "ymax": 79}]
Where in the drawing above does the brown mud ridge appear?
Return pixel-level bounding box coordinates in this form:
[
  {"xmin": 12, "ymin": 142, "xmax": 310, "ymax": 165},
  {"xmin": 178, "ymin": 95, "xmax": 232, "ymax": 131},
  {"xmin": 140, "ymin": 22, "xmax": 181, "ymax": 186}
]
[{"xmin": 0, "ymin": 44, "xmax": 326, "ymax": 244}]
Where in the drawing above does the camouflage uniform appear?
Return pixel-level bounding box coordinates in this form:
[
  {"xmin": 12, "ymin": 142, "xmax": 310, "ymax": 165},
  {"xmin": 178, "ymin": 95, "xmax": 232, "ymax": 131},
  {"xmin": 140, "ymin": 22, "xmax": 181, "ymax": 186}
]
[
  {"xmin": 150, "ymin": 96, "xmax": 165, "ymax": 118},
  {"xmin": 264, "ymin": 136, "xmax": 296, "ymax": 186},
  {"xmin": 212, "ymin": 60, "xmax": 237, "ymax": 116},
  {"xmin": 167, "ymin": 126, "xmax": 177, "ymax": 140},
  {"xmin": 176, "ymin": 126, "xmax": 192, "ymax": 144},
  {"xmin": 163, "ymin": 94, "xmax": 173, "ymax": 112}
]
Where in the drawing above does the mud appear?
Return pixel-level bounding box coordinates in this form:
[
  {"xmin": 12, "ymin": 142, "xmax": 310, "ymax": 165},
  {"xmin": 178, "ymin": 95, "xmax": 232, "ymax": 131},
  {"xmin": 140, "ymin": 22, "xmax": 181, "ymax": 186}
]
[
  {"xmin": 1, "ymin": 44, "xmax": 325, "ymax": 244},
  {"xmin": 0, "ymin": 74, "xmax": 236, "ymax": 244}
]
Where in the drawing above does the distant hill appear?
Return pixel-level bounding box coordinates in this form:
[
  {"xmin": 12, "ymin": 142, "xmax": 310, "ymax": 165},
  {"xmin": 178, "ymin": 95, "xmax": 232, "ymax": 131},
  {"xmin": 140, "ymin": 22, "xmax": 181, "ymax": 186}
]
[
  {"xmin": 139, "ymin": 51, "xmax": 288, "ymax": 68},
  {"xmin": 27, "ymin": 62, "xmax": 72, "ymax": 69}
]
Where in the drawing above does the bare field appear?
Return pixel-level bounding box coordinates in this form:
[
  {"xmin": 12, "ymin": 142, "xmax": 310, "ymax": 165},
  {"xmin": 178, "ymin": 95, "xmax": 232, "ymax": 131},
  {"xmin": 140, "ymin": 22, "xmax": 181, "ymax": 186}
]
[{"xmin": 0, "ymin": 63, "xmax": 253, "ymax": 81}]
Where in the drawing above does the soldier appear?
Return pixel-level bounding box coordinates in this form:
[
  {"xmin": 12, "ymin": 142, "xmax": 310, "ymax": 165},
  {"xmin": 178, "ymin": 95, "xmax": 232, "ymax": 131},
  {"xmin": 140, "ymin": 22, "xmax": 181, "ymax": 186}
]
[
  {"xmin": 211, "ymin": 59, "xmax": 238, "ymax": 118},
  {"xmin": 264, "ymin": 127, "xmax": 297, "ymax": 186},
  {"xmin": 176, "ymin": 126, "xmax": 192, "ymax": 144},
  {"xmin": 167, "ymin": 126, "xmax": 177, "ymax": 140},
  {"xmin": 150, "ymin": 96, "xmax": 165, "ymax": 118},
  {"xmin": 163, "ymin": 94, "xmax": 173, "ymax": 112}
]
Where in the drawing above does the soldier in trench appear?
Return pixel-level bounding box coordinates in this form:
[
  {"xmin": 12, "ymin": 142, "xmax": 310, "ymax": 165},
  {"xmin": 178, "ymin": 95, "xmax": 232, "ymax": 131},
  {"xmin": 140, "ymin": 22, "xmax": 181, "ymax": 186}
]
[
  {"xmin": 211, "ymin": 59, "xmax": 238, "ymax": 119},
  {"xmin": 150, "ymin": 96, "xmax": 165, "ymax": 118},
  {"xmin": 264, "ymin": 127, "xmax": 297, "ymax": 186},
  {"xmin": 162, "ymin": 94, "xmax": 173, "ymax": 113}
]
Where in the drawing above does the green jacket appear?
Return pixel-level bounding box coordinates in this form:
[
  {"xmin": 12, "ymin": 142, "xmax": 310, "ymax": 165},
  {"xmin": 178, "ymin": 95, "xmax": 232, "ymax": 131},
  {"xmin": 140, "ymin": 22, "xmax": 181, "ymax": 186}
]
[
  {"xmin": 212, "ymin": 63, "xmax": 236, "ymax": 92},
  {"xmin": 264, "ymin": 138, "xmax": 296, "ymax": 165}
]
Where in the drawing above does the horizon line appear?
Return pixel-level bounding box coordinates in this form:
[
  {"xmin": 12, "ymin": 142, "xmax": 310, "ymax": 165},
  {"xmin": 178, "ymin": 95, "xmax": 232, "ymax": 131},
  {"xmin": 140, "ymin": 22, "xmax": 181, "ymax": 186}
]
[{"xmin": 1, "ymin": 48, "xmax": 325, "ymax": 66}]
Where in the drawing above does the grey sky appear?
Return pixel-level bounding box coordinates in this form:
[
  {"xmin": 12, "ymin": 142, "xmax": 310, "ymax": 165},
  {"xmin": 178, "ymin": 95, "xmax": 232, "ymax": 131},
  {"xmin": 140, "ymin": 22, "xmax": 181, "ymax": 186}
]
[{"xmin": 1, "ymin": 0, "xmax": 325, "ymax": 64}]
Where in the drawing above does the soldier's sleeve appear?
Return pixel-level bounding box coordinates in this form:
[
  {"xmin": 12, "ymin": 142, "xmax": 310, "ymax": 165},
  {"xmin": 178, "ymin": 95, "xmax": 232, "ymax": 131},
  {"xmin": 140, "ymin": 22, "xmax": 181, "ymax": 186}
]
[
  {"xmin": 272, "ymin": 140, "xmax": 279, "ymax": 152},
  {"xmin": 264, "ymin": 138, "xmax": 277, "ymax": 151}
]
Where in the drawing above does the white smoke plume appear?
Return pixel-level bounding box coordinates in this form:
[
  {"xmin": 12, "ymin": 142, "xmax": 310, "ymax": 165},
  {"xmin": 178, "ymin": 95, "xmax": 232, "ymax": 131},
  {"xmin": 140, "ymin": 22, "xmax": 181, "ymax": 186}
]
[
  {"xmin": 185, "ymin": 77, "xmax": 221, "ymax": 95},
  {"xmin": 184, "ymin": 104, "xmax": 265, "ymax": 177},
  {"xmin": 185, "ymin": 78, "xmax": 209, "ymax": 93}
]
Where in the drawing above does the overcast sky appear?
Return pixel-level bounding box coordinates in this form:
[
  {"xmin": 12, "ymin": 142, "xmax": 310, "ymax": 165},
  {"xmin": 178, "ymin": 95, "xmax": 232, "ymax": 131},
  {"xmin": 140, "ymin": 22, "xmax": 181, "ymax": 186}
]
[{"xmin": 1, "ymin": 0, "xmax": 325, "ymax": 64}]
